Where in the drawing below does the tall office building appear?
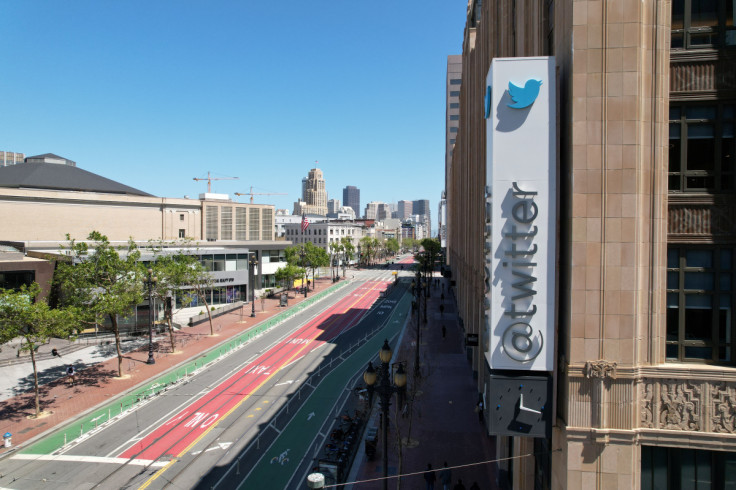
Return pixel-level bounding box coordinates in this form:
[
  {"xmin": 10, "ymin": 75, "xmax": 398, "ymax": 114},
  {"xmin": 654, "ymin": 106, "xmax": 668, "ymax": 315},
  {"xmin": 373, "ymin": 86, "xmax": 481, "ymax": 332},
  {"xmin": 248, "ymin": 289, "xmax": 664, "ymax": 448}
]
[
  {"xmin": 343, "ymin": 185, "xmax": 360, "ymax": 218},
  {"xmin": 397, "ymin": 200, "xmax": 413, "ymax": 220},
  {"xmin": 1, "ymin": 151, "xmax": 25, "ymax": 167},
  {"xmin": 293, "ymin": 168, "xmax": 328, "ymax": 216},
  {"xmin": 446, "ymin": 55, "xmax": 462, "ymax": 174},
  {"xmin": 327, "ymin": 198, "xmax": 341, "ymax": 216},
  {"xmin": 445, "ymin": 1, "xmax": 736, "ymax": 488},
  {"xmin": 412, "ymin": 199, "xmax": 431, "ymax": 233}
]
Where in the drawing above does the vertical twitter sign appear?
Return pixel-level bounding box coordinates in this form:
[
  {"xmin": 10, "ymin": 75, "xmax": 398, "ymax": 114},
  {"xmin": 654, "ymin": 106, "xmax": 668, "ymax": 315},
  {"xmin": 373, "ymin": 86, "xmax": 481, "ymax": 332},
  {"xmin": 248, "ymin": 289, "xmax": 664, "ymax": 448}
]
[{"xmin": 484, "ymin": 57, "xmax": 556, "ymax": 372}]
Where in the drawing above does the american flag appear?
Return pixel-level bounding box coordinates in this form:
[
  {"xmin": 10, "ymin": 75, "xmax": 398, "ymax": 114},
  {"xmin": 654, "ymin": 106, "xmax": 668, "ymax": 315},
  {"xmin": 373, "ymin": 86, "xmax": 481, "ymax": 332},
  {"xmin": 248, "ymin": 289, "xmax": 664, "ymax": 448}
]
[{"xmin": 301, "ymin": 213, "xmax": 309, "ymax": 232}]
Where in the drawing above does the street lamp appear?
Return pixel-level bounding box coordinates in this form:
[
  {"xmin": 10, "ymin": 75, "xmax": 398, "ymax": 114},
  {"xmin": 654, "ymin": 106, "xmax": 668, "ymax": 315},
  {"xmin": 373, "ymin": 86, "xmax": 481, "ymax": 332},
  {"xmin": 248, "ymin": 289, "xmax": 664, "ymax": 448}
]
[
  {"xmin": 363, "ymin": 340, "xmax": 407, "ymax": 490},
  {"xmin": 299, "ymin": 247, "xmax": 308, "ymax": 298},
  {"xmin": 357, "ymin": 244, "xmax": 362, "ymax": 269},
  {"xmin": 249, "ymin": 254, "xmax": 258, "ymax": 318},
  {"xmin": 145, "ymin": 269, "xmax": 157, "ymax": 365}
]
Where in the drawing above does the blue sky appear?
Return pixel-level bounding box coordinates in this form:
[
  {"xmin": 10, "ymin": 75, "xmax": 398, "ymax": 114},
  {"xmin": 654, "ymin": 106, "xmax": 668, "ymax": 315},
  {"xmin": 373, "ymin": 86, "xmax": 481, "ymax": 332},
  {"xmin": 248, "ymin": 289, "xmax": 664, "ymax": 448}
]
[{"xmin": 2, "ymin": 2, "xmax": 466, "ymax": 223}]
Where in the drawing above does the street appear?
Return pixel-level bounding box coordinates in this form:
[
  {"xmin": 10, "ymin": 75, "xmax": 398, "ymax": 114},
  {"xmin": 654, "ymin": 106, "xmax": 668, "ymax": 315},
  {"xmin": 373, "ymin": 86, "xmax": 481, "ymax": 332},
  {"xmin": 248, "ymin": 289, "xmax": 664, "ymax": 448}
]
[{"xmin": 0, "ymin": 266, "xmax": 412, "ymax": 490}]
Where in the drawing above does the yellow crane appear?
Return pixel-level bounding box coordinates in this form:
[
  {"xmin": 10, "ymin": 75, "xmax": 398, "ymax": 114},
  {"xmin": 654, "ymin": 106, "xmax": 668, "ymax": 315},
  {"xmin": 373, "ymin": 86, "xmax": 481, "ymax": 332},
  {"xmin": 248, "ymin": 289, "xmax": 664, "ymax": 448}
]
[
  {"xmin": 193, "ymin": 171, "xmax": 239, "ymax": 193},
  {"xmin": 235, "ymin": 186, "xmax": 287, "ymax": 204}
]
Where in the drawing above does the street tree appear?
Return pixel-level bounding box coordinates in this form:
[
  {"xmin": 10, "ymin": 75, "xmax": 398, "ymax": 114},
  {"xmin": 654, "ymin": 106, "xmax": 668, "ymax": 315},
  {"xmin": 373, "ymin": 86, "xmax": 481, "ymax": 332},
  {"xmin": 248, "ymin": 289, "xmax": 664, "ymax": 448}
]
[
  {"xmin": 385, "ymin": 237, "xmax": 400, "ymax": 257},
  {"xmin": 275, "ymin": 263, "xmax": 304, "ymax": 295},
  {"xmin": 147, "ymin": 243, "xmax": 211, "ymax": 351},
  {"xmin": 340, "ymin": 237, "xmax": 355, "ymax": 275},
  {"xmin": 0, "ymin": 283, "xmax": 80, "ymax": 416},
  {"xmin": 55, "ymin": 231, "xmax": 144, "ymax": 378}
]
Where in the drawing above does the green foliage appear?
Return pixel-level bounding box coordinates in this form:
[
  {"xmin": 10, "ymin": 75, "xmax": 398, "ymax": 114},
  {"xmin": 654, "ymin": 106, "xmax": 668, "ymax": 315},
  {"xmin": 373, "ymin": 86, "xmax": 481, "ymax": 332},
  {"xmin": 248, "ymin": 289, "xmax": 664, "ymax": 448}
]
[
  {"xmin": 55, "ymin": 231, "xmax": 144, "ymax": 377},
  {"xmin": 0, "ymin": 282, "xmax": 80, "ymax": 415},
  {"xmin": 385, "ymin": 237, "xmax": 400, "ymax": 255}
]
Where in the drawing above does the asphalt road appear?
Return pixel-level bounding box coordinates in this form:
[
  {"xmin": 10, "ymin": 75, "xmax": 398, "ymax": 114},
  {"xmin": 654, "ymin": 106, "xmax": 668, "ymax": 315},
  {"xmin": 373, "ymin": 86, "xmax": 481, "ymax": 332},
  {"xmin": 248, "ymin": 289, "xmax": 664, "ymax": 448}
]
[{"xmin": 0, "ymin": 264, "xmax": 413, "ymax": 490}]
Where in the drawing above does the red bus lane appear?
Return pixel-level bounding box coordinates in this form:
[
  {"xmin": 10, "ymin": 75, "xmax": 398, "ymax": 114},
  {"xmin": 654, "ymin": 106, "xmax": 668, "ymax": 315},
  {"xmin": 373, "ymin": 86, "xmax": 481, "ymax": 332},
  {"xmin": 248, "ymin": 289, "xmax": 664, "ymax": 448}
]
[{"xmin": 119, "ymin": 280, "xmax": 388, "ymax": 461}]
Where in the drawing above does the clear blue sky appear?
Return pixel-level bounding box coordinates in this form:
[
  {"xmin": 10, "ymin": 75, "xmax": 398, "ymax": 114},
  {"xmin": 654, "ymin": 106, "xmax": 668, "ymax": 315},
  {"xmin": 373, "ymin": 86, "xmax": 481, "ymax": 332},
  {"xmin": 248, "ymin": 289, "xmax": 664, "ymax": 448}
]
[{"xmin": 2, "ymin": 1, "xmax": 466, "ymax": 223}]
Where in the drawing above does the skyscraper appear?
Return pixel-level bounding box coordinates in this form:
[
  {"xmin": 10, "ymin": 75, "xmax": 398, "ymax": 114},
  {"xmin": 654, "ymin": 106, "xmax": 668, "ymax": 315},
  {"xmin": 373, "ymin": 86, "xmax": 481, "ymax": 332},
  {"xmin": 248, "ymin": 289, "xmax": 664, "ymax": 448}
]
[
  {"xmin": 412, "ymin": 199, "xmax": 431, "ymax": 233},
  {"xmin": 397, "ymin": 200, "xmax": 413, "ymax": 220},
  {"xmin": 343, "ymin": 185, "xmax": 360, "ymax": 219},
  {"xmin": 293, "ymin": 168, "xmax": 328, "ymax": 216}
]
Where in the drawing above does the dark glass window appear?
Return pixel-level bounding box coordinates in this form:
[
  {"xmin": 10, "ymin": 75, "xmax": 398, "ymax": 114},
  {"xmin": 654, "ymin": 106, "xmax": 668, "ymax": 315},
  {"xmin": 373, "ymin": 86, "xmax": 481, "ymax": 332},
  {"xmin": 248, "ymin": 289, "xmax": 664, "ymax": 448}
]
[
  {"xmin": 450, "ymin": 103, "xmax": 459, "ymax": 109},
  {"xmin": 450, "ymin": 91, "xmax": 460, "ymax": 97},
  {"xmin": 669, "ymin": 103, "xmax": 735, "ymax": 192},
  {"xmin": 449, "ymin": 79, "xmax": 461, "ymax": 85},
  {"xmin": 0, "ymin": 271, "xmax": 35, "ymax": 291},
  {"xmin": 642, "ymin": 446, "xmax": 736, "ymax": 489},
  {"xmin": 671, "ymin": 0, "xmax": 736, "ymax": 49},
  {"xmin": 667, "ymin": 246, "xmax": 734, "ymax": 364}
]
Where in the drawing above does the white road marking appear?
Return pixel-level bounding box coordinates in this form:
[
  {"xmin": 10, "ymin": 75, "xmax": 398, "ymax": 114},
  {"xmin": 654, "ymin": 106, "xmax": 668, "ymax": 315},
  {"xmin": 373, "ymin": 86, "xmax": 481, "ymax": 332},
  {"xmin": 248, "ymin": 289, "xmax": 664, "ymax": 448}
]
[{"xmin": 12, "ymin": 454, "xmax": 169, "ymax": 467}]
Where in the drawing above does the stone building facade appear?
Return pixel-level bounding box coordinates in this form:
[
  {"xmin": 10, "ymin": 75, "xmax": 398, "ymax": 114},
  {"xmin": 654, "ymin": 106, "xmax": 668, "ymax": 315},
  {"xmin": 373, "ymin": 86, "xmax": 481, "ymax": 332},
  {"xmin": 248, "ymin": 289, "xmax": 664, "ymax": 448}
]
[{"xmin": 446, "ymin": 0, "xmax": 736, "ymax": 488}]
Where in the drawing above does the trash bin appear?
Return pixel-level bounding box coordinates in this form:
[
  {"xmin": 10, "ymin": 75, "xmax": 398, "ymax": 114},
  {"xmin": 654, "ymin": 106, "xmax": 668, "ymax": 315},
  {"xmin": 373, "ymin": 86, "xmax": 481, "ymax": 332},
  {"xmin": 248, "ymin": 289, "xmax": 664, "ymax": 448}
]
[{"xmin": 3, "ymin": 432, "xmax": 11, "ymax": 448}]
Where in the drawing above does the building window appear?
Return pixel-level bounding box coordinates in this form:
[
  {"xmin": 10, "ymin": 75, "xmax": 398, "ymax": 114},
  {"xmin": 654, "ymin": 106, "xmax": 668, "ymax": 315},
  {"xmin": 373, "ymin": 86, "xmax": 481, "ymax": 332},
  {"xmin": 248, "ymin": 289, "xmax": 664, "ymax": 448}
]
[
  {"xmin": 450, "ymin": 91, "xmax": 460, "ymax": 97},
  {"xmin": 450, "ymin": 103, "xmax": 459, "ymax": 108},
  {"xmin": 450, "ymin": 115, "xmax": 459, "ymax": 121},
  {"xmin": 450, "ymin": 127, "xmax": 458, "ymax": 133},
  {"xmin": 450, "ymin": 78, "xmax": 461, "ymax": 85},
  {"xmin": 179, "ymin": 214, "xmax": 185, "ymax": 221},
  {"xmin": 642, "ymin": 446, "xmax": 736, "ymax": 489},
  {"xmin": 450, "ymin": 139, "xmax": 456, "ymax": 144},
  {"xmin": 669, "ymin": 104, "xmax": 735, "ymax": 192},
  {"xmin": 178, "ymin": 229, "xmax": 186, "ymax": 238},
  {"xmin": 671, "ymin": 0, "xmax": 736, "ymax": 49},
  {"xmin": 667, "ymin": 246, "xmax": 734, "ymax": 364}
]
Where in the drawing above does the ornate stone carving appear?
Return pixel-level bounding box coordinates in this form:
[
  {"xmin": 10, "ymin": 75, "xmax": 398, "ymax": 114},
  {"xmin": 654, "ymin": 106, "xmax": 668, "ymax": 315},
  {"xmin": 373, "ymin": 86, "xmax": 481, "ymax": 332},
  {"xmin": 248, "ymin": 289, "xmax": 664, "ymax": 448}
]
[
  {"xmin": 712, "ymin": 382, "xmax": 736, "ymax": 434},
  {"xmin": 659, "ymin": 380, "xmax": 700, "ymax": 431},
  {"xmin": 584, "ymin": 360, "xmax": 617, "ymax": 379},
  {"xmin": 641, "ymin": 382, "xmax": 655, "ymax": 429}
]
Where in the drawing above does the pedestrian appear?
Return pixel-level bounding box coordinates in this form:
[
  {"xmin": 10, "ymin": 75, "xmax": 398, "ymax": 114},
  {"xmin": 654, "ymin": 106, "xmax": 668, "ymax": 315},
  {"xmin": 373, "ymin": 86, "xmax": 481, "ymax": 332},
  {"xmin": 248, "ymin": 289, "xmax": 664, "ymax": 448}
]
[
  {"xmin": 66, "ymin": 365, "xmax": 76, "ymax": 386},
  {"xmin": 453, "ymin": 479, "xmax": 466, "ymax": 490},
  {"xmin": 51, "ymin": 348, "xmax": 61, "ymax": 358},
  {"xmin": 439, "ymin": 462, "xmax": 452, "ymax": 490},
  {"xmin": 477, "ymin": 397, "xmax": 484, "ymax": 423},
  {"xmin": 440, "ymin": 304, "xmax": 445, "ymax": 317},
  {"xmin": 441, "ymin": 292, "xmax": 445, "ymax": 302},
  {"xmin": 442, "ymin": 325, "xmax": 446, "ymax": 338},
  {"xmin": 469, "ymin": 482, "xmax": 480, "ymax": 490},
  {"xmin": 424, "ymin": 463, "xmax": 436, "ymax": 490}
]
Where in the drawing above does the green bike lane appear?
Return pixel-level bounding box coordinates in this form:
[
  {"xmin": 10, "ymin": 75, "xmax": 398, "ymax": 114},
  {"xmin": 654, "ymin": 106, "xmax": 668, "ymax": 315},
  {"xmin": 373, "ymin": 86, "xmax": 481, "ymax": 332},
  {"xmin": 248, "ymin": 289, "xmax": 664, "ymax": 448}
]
[{"xmin": 236, "ymin": 287, "xmax": 413, "ymax": 489}]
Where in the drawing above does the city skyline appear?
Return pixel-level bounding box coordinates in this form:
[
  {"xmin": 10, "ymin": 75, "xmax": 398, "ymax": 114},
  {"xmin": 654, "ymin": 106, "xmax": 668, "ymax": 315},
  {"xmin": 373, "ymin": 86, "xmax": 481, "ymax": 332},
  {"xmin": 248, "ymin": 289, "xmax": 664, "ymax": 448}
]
[{"xmin": 1, "ymin": 2, "xmax": 467, "ymax": 220}]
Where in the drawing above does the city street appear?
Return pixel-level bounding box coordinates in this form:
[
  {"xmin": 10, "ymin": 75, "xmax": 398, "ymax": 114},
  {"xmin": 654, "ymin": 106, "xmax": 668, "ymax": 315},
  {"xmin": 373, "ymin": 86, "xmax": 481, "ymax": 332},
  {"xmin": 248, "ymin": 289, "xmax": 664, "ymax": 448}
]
[{"xmin": 0, "ymin": 266, "xmax": 411, "ymax": 489}]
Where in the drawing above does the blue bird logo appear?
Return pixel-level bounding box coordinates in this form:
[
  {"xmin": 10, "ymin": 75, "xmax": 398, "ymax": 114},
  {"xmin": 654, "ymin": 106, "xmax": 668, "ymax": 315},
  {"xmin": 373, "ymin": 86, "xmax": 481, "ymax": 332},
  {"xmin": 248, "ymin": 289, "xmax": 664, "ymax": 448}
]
[{"xmin": 507, "ymin": 79, "xmax": 542, "ymax": 109}]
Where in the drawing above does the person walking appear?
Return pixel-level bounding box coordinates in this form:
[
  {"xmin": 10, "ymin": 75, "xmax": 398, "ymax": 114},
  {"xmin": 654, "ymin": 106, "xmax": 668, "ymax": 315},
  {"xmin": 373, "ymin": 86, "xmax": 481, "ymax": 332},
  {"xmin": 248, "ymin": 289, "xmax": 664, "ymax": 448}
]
[
  {"xmin": 442, "ymin": 325, "xmax": 446, "ymax": 339},
  {"xmin": 439, "ymin": 304, "xmax": 445, "ymax": 316},
  {"xmin": 439, "ymin": 462, "xmax": 452, "ymax": 490},
  {"xmin": 477, "ymin": 396, "xmax": 484, "ymax": 424},
  {"xmin": 424, "ymin": 463, "xmax": 437, "ymax": 490}
]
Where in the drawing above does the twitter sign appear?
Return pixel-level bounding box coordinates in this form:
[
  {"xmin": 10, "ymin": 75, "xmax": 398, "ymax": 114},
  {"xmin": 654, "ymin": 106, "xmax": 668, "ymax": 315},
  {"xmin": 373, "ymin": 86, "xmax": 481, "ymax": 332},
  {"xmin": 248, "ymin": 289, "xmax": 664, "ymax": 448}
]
[{"xmin": 484, "ymin": 56, "xmax": 556, "ymax": 372}]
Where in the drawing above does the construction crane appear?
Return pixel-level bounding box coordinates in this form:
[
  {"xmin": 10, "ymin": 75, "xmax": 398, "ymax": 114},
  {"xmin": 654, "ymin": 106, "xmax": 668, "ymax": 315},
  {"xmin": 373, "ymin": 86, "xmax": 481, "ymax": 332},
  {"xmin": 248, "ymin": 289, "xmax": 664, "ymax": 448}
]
[
  {"xmin": 193, "ymin": 172, "xmax": 239, "ymax": 193},
  {"xmin": 235, "ymin": 186, "xmax": 287, "ymax": 204}
]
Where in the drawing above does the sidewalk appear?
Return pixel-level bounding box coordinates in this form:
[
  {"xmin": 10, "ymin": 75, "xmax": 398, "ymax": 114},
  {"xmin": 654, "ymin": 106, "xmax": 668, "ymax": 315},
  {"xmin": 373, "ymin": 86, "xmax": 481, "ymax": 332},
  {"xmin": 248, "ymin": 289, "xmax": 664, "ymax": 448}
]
[
  {"xmin": 349, "ymin": 274, "xmax": 497, "ymax": 490},
  {"xmin": 0, "ymin": 276, "xmax": 341, "ymax": 456}
]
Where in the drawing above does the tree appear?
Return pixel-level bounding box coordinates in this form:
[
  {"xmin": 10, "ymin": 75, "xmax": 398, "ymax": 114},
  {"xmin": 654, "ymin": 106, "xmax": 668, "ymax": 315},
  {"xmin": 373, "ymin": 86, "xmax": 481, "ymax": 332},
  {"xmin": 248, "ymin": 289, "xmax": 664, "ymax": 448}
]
[
  {"xmin": 55, "ymin": 232, "xmax": 144, "ymax": 378},
  {"xmin": 340, "ymin": 237, "xmax": 355, "ymax": 275},
  {"xmin": 304, "ymin": 242, "xmax": 330, "ymax": 286},
  {"xmin": 0, "ymin": 283, "xmax": 79, "ymax": 416},
  {"xmin": 385, "ymin": 237, "xmax": 400, "ymax": 256},
  {"xmin": 146, "ymin": 244, "xmax": 206, "ymax": 351},
  {"xmin": 329, "ymin": 241, "xmax": 343, "ymax": 279},
  {"xmin": 275, "ymin": 263, "xmax": 304, "ymax": 295}
]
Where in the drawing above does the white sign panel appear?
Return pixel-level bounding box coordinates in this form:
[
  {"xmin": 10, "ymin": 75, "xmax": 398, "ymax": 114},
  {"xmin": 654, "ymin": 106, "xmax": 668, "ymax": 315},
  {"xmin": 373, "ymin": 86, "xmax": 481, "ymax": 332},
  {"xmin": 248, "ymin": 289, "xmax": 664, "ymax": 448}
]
[{"xmin": 485, "ymin": 57, "xmax": 556, "ymax": 371}]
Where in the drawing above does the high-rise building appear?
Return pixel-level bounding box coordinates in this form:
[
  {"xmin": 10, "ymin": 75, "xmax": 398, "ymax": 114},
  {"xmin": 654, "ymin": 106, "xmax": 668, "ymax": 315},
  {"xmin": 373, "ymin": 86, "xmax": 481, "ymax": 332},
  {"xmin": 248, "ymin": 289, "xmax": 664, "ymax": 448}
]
[
  {"xmin": 412, "ymin": 199, "xmax": 431, "ymax": 233},
  {"xmin": 446, "ymin": 55, "xmax": 461, "ymax": 175},
  {"xmin": 445, "ymin": 1, "xmax": 736, "ymax": 488},
  {"xmin": 327, "ymin": 199, "xmax": 341, "ymax": 216},
  {"xmin": 293, "ymin": 168, "xmax": 328, "ymax": 216},
  {"xmin": 397, "ymin": 200, "xmax": 413, "ymax": 220},
  {"xmin": 343, "ymin": 185, "xmax": 360, "ymax": 218},
  {"xmin": 363, "ymin": 201, "xmax": 383, "ymax": 220},
  {"xmin": 1, "ymin": 151, "xmax": 25, "ymax": 167}
]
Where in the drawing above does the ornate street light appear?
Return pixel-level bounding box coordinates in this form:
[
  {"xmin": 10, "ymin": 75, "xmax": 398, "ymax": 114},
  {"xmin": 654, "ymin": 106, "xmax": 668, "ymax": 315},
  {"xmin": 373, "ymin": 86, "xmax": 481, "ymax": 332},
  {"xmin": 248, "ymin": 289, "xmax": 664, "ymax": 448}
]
[
  {"xmin": 363, "ymin": 339, "xmax": 407, "ymax": 490},
  {"xmin": 299, "ymin": 246, "xmax": 308, "ymax": 298},
  {"xmin": 145, "ymin": 269, "xmax": 157, "ymax": 365},
  {"xmin": 249, "ymin": 254, "xmax": 258, "ymax": 318}
]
